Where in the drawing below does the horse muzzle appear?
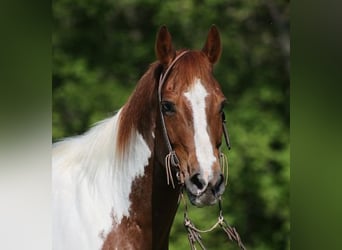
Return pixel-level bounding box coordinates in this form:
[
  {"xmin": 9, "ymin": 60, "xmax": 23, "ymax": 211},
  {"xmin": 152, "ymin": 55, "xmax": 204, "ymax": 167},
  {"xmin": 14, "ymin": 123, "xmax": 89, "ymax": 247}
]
[{"xmin": 184, "ymin": 172, "xmax": 225, "ymax": 207}]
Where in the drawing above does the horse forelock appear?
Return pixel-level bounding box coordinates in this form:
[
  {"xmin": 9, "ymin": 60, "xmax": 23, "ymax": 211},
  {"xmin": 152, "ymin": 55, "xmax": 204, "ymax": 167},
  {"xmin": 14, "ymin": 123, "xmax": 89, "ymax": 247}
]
[{"xmin": 172, "ymin": 51, "xmax": 213, "ymax": 88}]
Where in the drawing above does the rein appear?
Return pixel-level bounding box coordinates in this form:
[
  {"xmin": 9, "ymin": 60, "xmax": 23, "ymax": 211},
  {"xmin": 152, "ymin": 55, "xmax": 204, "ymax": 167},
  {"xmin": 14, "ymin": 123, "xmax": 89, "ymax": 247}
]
[
  {"xmin": 157, "ymin": 51, "xmax": 246, "ymax": 249},
  {"xmin": 179, "ymin": 189, "xmax": 246, "ymax": 250}
]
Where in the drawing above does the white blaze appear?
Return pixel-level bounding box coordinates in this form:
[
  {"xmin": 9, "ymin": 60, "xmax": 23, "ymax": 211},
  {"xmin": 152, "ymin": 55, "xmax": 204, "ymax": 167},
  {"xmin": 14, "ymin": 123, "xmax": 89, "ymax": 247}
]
[{"xmin": 184, "ymin": 78, "xmax": 216, "ymax": 182}]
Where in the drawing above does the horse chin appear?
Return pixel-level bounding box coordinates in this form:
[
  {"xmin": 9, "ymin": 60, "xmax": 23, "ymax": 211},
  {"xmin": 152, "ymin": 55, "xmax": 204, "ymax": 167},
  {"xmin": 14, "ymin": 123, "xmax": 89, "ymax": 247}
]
[{"xmin": 186, "ymin": 189, "xmax": 219, "ymax": 207}]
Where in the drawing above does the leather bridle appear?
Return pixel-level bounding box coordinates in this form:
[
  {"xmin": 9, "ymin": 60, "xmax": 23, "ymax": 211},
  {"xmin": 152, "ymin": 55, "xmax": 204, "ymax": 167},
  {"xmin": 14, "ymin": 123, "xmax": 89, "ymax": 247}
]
[{"xmin": 157, "ymin": 50, "xmax": 232, "ymax": 189}]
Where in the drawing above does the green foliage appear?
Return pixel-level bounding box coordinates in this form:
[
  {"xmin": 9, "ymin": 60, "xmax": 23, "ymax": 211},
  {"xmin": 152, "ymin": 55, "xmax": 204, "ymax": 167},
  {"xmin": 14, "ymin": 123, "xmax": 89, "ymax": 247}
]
[{"xmin": 53, "ymin": 0, "xmax": 289, "ymax": 249}]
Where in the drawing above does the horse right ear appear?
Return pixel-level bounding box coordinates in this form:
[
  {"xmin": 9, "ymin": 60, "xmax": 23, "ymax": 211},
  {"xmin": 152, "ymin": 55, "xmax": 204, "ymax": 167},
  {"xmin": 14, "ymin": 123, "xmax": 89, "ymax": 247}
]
[
  {"xmin": 155, "ymin": 26, "xmax": 176, "ymax": 66},
  {"xmin": 202, "ymin": 25, "xmax": 221, "ymax": 64}
]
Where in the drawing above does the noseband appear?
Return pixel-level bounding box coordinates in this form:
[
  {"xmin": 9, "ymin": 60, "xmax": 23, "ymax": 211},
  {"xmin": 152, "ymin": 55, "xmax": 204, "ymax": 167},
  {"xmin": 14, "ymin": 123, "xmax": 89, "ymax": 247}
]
[{"xmin": 157, "ymin": 50, "xmax": 231, "ymax": 189}]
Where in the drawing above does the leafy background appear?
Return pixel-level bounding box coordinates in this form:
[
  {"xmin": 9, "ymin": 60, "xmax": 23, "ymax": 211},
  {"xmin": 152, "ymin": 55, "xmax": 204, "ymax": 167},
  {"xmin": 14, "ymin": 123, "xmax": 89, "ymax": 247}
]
[{"xmin": 53, "ymin": 0, "xmax": 289, "ymax": 249}]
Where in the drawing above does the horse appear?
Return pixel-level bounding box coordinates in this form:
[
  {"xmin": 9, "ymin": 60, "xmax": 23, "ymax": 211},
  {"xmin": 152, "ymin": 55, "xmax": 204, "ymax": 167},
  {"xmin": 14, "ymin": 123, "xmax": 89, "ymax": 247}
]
[{"xmin": 53, "ymin": 25, "xmax": 229, "ymax": 250}]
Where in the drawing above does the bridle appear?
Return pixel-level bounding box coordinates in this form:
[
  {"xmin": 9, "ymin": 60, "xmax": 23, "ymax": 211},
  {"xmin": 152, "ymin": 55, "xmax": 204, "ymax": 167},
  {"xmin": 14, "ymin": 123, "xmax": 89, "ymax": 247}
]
[
  {"xmin": 157, "ymin": 51, "xmax": 246, "ymax": 249},
  {"xmin": 157, "ymin": 50, "xmax": 231, "ymax": 189},
  {"xmin": 157, "ymin": 51, "xmax": 187, "ymax": 188}
]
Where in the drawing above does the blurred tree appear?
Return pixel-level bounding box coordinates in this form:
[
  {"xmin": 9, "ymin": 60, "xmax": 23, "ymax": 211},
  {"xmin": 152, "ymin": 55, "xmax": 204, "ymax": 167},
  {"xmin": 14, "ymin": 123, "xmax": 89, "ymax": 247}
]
[{"xmin": 53, "ymin": 0, "xmax": 289, "ymax": 249}]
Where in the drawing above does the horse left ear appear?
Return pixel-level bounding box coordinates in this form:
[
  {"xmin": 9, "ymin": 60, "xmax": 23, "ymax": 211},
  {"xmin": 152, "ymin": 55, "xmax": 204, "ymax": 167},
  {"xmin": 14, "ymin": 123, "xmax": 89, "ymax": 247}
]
[
  {"xmin": 155, "ymin": 26, "xmax": 176, "ymax": 66},
  {"xmin": 202, "ymin": 25, "xmax": 222, "ymax": 64}
]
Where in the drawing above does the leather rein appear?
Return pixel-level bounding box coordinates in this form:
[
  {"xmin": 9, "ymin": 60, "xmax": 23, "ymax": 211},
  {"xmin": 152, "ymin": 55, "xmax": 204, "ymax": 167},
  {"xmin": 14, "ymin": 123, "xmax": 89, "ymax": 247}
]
[{"xmin": 157, "ymin": 51, "xmax": 246, "ymax": 249}]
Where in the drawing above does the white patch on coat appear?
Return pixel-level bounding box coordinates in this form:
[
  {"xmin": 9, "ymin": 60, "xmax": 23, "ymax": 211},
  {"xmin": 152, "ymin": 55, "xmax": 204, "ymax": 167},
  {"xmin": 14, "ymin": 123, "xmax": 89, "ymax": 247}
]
[
  {"xmin": 184, "ymin": 78, "xmax": 216, "ymax": 182},
  {"xmin": 52, "ymin": 109, "xmax": 151, "ymax": 250}
]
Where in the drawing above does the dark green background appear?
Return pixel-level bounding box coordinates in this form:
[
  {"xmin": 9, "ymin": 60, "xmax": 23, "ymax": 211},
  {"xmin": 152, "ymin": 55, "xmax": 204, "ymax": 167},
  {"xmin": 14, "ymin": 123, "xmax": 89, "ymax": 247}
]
[{"xmin": 3, "ymin": 0, "xmax": 342, "ymax": 249}]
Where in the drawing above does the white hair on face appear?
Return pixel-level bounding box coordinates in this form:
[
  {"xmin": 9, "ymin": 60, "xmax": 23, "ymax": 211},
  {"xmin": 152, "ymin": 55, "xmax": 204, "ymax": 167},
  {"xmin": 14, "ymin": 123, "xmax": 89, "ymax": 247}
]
[{"xmin": 184, "ymin": 78, "xmax": 216, "ymax": 182}]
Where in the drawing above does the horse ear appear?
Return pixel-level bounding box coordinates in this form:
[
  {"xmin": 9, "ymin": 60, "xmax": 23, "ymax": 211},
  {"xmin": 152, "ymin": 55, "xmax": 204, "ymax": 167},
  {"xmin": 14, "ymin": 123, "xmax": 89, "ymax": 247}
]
[
  {"xmin": 202, "ymin": 25, "xmax": 222, "ymax": 64},
  {"xmin": 155, "ymin": 26, "xmax": 176, "ymax": 66}
]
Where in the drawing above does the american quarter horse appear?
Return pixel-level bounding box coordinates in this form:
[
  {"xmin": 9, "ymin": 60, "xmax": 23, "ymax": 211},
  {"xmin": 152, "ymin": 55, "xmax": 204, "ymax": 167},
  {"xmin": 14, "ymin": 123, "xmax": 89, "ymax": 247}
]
[{"xmin": 53, "ymin": 25, "xmax": 229, "ymax": 250}]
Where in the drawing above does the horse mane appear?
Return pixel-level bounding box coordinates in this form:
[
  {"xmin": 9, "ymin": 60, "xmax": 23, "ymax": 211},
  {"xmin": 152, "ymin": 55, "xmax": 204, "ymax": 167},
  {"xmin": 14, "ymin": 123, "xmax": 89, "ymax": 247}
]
[
  {"xmin": 52, "ymin": 63, "xmax": 163, "ymax": 225},
  {"xmin": 169, "ymin": 51, "xmax": 212, "ymax": 89},
  {"xmin": 117, "ymin": 61, "xmax": 162, "ymax": 156},
  {"xmin": 53, "ymin": 61, "xmax": 162, "ymax": 178}
]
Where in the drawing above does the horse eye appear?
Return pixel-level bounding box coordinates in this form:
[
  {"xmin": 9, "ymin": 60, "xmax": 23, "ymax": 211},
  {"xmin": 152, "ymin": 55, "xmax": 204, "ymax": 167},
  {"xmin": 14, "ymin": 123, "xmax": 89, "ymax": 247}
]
[{"xmin": 161, "ymin": 101, "xmax": 176, "ymax": 115}]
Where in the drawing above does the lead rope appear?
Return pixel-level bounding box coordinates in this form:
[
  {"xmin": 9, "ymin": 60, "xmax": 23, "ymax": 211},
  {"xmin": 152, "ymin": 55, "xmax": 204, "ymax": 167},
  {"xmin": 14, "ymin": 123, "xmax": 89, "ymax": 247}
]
[{"xmin": 180, "ymin": 191, "xmax": 246, "ymax": 250}]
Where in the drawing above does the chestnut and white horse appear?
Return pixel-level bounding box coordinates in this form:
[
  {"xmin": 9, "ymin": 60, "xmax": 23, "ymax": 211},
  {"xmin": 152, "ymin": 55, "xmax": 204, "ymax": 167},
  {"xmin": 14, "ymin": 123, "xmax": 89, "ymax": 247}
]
[{"xmin": 53, "ymin": 26, "xmax": 228, "ymax": 250}]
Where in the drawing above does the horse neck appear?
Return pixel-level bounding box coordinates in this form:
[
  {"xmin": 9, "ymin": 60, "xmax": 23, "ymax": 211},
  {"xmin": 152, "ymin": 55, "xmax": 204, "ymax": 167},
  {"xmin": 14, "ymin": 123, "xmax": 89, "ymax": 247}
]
[
  {"xmin": 120, "ymin": 72, "xmax": 181, "ymax": 248},
  {"xmin": 152, "ymin": 162, "xmax": 181, "ymax": 249},
  {"xmin": 150, "ymin": 114, "xmax": 182, "ymax": 249},
  {"xmin": 123, "ymin": 113, "xmax": 181, "ymax": 250},
  {"xmin": 102, "ymin": 63, "xmax": 180, "ymax": 249}
]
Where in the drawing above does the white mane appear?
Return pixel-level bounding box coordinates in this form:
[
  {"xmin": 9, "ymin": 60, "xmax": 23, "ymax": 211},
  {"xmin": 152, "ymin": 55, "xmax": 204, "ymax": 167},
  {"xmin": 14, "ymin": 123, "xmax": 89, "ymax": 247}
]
[{"xmin": 52, "ymin": 109, "xmax": 151, "ymax": 250}]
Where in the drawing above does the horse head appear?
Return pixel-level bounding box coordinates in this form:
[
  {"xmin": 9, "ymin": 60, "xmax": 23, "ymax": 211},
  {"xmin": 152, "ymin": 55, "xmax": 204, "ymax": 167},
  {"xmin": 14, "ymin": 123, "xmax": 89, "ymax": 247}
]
[{"xmin": 155, "ymin": 26, "xmax": 227, "ymax": 207}]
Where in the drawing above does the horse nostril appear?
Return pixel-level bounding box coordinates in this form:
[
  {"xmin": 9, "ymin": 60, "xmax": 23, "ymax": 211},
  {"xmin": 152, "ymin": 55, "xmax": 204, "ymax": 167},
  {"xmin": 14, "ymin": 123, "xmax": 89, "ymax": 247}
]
[
  {"xmin": 215, "ymin": 174, "xmax": 224, "ymax": 188},
  {"xmin": 214, "ymin": 174, "xmax": 225, "ymax": 196},
  {"xmin": 190, "ymin": 173, "xmax": 206, "ymax": 191}
]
